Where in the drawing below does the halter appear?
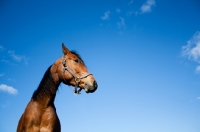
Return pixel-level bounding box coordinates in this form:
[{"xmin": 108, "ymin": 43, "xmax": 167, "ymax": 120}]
[{"xmin": 62, "ymin": 57, "xmax": 92, "ymax": 94}]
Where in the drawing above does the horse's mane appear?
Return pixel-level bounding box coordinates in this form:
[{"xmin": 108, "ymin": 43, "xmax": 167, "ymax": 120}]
[{"xmin": 32, "ymin": 65, "xmax": 58, "ymax": 102}]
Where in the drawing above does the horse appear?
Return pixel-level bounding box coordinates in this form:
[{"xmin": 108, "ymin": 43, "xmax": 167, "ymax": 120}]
[{"xmin": 17, "ymin": 43, "xmax": 98, "ymax": 132}]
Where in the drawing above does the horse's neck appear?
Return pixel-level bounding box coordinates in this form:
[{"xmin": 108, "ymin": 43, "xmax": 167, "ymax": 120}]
[{"xmin": 32, "ymin": 66, "xmax": 60, "ymax": 107}]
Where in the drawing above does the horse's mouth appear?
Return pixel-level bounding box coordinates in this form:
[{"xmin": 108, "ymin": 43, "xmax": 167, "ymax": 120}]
[
  {"xmin": 76, "ymin": 81, "xmax": 97, "ymax": 94},
  {"xmin": 77, "ymin": 87, "xmax": 89, "ymax": 94},
  {"xmin": 83, "ymin": 85, "xmax": 97, "ymax": 93},
  {"xmin": 74, "ymin": 87, "xmax": 96, "ymax": 94},
  {"xmin": 74, "ymin": 88, "xmax": 89, "ymax": 94},
  {"xmin": 84, "ymin": 87, "xmax": 92, "ymax": 93},
  {"xmin": 74, "ymin": 87, "xmax": 90, "ymax": 94}
]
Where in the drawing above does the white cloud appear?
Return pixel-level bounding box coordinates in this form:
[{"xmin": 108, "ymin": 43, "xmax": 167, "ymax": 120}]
[
  {"xmin": 182, "ymin": 31, "xmax": 200, "ymax": 63},
  {"xmin": 141, "ymin": 0, "xmax": 156, "ymax": 13},
  {"xmin": 117, "ymin": 17, "xmax": 125, "ymax": 29},
  {"xmin": 196, "ymin": 66, "xmax": 200, "ymax": 73},
  {"xmin": 8, "ymin": 50, "xmax": 22, "ymax": 61},
  {"xmin": 197, "ymin": 97, "xmax": 200, "ymax": 100},
  {"xmin": 190, "ymin": 43, "xmax": 200, "ymax": 61},
  {"xmin": 182, "ymin": 31, "xmax": 200, "ymax": 73},
  {"xmin": 8, "ymin": 50, "xmax": 28, "ymax": 64},
  {"xmin": 0, "ymin": 84, "xmax": 18, "ymax": 95},
  {"xmin": 101, "ymin": 11, "xmax": 110, "ymax": 20}
]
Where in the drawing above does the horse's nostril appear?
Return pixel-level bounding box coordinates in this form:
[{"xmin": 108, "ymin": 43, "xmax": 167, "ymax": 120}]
[{"xmin": 93, "ymin": 80, "xmax": 98, "ymax": 89}]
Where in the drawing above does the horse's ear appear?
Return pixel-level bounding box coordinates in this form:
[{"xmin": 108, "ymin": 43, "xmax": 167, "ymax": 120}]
[{"xmin": 62, "ymin": 43, "xmax": 70, "ymax": 55}]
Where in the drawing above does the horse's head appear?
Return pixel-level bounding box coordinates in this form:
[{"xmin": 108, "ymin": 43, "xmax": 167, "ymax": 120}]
[{"xmin": 52, "ymin": 43, "xmax": 98, "ymax": 94}]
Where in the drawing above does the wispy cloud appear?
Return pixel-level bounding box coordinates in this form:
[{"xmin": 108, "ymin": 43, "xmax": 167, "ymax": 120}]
[
  {"xmin": 117, "ymin": 17, "xmax": 125, "ymax": 29},
  {"xmin": 182, "ymin": 31, "xmax": 200, "ymax": 73},
  {"xmin": 101, "ymin": 11, "xmax": 110, "ymax": 20},
  {"xmin": 128, "ymin": 0, "xmax": 133, "ymax": 5},
  {"xmin": 116, "ymin": 8, "xmax": 121, "ymax": 13},
  {"xmin": 1, "ymin": 59, "xmax": 12, "ymax": 65},
  {"xmin": 196, "ymin": 66, "xmax": 200, "ymax": 73},
  {"xmin": 8, "ymin": 50, "xmax": 28, "ymax": 64},
  {"xmin": 182, "ymin": 32, "xmax": 200, "ymax": 61},
  {"xmin": 0, "ymin": 45, "xmax": 5, "ymax": 51},
  {"xmin": 182, "ymin": 31, "xmax": 200, "ymax": 62},
  {"xmin": 0, "ymin": 73, "xmax": 5, "ymax": 77},
  {"xmin": 8, "ymin": 78, "xmax": 16, "ymax": 82},
  {"xmin": 141, "ymin": 0, "xmax": 156, "ymax": 13},
  {"xmin": 8, "ymin": 50, "xmax": 23, "ymax": 61},
  {"xmin": 100, "ymin": 1, "xmax": 156, "ymax": 31},
  {"xmin": 126, "ymin": 11, "xmax": 133, "ymax": 17},
  {"xmin": 0, "ymin": 84, "xmax": 18, "ymax": 95},
  {"xmin": 197, "ymin": 97, "xmax": 200, "ymax": 100},
  {"xmin": 1, "ymin": 101, "xmax": 10, "ymax": 108}
]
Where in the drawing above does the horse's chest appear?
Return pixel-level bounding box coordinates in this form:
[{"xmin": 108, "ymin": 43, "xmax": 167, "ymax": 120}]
[
  {"xmin": 39, "ymin": 106, "xmax": 61, "ymax": 132},
  {"xmin": 22, "ymin": 103, "xmax": 61, "ymax": 132}
]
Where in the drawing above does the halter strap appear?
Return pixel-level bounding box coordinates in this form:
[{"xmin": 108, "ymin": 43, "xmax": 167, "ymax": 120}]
[{"xmin": 62, "ymin": 57, "xmax": 92, "ymax": 94}]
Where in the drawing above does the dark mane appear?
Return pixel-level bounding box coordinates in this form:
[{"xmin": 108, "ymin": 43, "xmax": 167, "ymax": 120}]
[
  {"xmin": 32, "ymin": 65, "xmax": 59, "ymax": 102},
  {"xmin": 71, "ymin": 51, "xmax": 85, "ymax": 65}
]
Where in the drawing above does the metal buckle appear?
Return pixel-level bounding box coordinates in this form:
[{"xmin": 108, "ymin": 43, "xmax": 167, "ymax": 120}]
[{"xmin": 75, "ymin": 77, "xmax": 81, "ymax": 83}]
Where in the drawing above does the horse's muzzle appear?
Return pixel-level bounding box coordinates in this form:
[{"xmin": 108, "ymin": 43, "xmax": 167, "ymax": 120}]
[{"xmin": 84, "ymin": 80, "xmax": 98, "ymax": 93}]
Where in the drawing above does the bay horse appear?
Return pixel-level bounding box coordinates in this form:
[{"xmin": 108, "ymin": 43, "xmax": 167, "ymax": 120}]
[{"xmin": 17, "ymin": 43, "xmax": 98, "ymax": 132}]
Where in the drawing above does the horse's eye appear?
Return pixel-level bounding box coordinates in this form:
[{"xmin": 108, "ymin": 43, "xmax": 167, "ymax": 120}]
[{"xmin": 74, "ymin": 59, "xmax": 79, "ymax": 63}]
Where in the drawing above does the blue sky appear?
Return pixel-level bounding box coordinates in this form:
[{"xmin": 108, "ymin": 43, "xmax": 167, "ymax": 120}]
[{"xmin": 0, "ymin": 0, "xmax": 200, "ymax": 131}]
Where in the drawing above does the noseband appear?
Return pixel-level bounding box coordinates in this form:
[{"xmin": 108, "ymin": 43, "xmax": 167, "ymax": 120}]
[{"xmin": 62, "ymin": 57, "xmax": 92, "ymax": 94}]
